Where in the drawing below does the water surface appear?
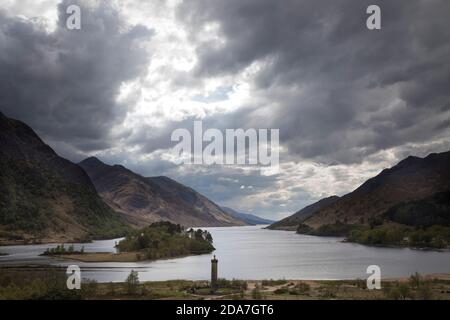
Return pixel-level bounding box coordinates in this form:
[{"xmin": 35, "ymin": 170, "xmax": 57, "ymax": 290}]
[{"xmin": 1, "ymin": 226, "xmax": 449, "ymax": 282}]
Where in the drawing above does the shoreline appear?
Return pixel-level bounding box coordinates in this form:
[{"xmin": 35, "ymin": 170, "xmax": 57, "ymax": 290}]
[
  {"xmin": 0, "ymin": 264, "xmax": 450, "ymax": 283},
  {"xmin": 0, "ymin": 264, "xmax": 448, "ymax": 282},
  {"xmin": 267, "ymin": 228, "xmax": 450, "ymax": 252},
  {"xmin": 42, "ymin": 250, "xmax": 214, "ymax": 263},
  {"xmin": 0, "ymin": 267, "xmax": 449, "ymax": 300}
]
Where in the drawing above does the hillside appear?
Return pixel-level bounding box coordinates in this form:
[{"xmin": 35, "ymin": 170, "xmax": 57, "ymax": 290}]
[
  {"xmin": 0, "ymin": 112, "xmax": 130, "ymax": 244},
  {"xmin": 268, "ymin": 196, "xmax": 340, "ymax": 230},
  {"xmin": 384, "ymin": 191, "xmax": 450, "ymax": 228},
  {"xmin": 303, "ymin": 152, "xmax": 450, "ymax": 228},
  {"xmin": 79, "ymin": 157, "xmax": 246, "ymax": 228},
  {"xmin": 221, "ymin": 207, "xmax": 274, "ymax": 225}
]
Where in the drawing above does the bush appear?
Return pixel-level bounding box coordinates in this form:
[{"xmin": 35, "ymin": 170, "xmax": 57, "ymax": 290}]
[
  {"xmin": 125, "ymin": 270, "xmax": 139, "ymax": 295},
  {"xmin": 273, "ymin": 288, "xmax": 289, "ymax": 295},
  {"xmin": 251, "ymin": 284, "xmax": 263, "ymax": 300},
  {"xmin": 81, "ymin": 279, "xmax": 99, "ymax": 297},
  {"xmin": 409, "ymin": 273, "xmax": 434, "ymax": 300},
  {"xmin": 384, "ymin": 282, "xmax": 413, "ymax": 300},
  {"xmin": 261, "ymin": 279, "xmax": 287, "ymax": 286},
  {"xmin": 0, "ymin": 269, "xmax": 81, "ymax": 300},
  {"xmin": 416, "ymin": 282, "xmax": 433, "ymax": 300},
  {"xmin": 290, "ymin": 282, "xmax": 310, "ymax": 295}
]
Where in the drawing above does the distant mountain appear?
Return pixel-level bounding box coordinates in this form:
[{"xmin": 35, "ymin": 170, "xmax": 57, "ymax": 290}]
[
  {"xmin": 303, "ymin": 152, "xmax": 450, "ymax": 228},
  {"xmin": 221, "ymin": 207, "xmax": 274, "ymax": 225},
  {"xmin": 267, "ymin": 196, "xmax": 340, "ymax": 230},
  {"xmin": 0, "ymin": 112, "xmax": 129, "ymax": 244},
  {"xmin": 79, "ymin": 157, "xmax": 247, "ymax": 228}
]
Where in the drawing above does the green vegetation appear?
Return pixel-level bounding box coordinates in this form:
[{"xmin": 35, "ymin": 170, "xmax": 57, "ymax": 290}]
[
  {"xmin": 347, "ymin": 225, "xmax": 450, "ymax": 249},
  {"xmin": 261, "ymin": 279, "xmax": 288, "ymax": 286},
  {"xmin": 217, "ymin": 279, "xmax": 248, "ymax": 291},
  {"xmin": 384, "ymin": 191, "xmax": 450, "ymax": 228},
  {"xmin": 115, "ymin": 221, "xmax": 215, "ymax": 260},
  {"xmin": 273, "ymin": 282, "xmax": 311, "ymax": 296},
  {"xmin": 251, "ymin": 284, "xmax": 263, "ymax": 299},
  {"xmin": 291, "ymin": 190, "xmax": 450, "ymax": 250},
  {"xmin": 0, "ymin": 158, "xmax": 130, "ymax": 242},
  {"xmin": 0, "ymin": 268, "xmax": 193, "ymax": 300},
  {"xmin": 42, "ymin": 244, "xmax": 85, "ymax": 256},
  {"xmin": 1, "ymin": 269, "xmax": 449, "ymax": 300},
  {"xmin": 297, "ymin": 221, "xmax": 363, "ymax": 237},
  {"xmin": 298, "ymin": 220, "xmax": 450, "ymax": 249},
  {"xmin": 346, "ymin": 191, "xmax": 450, "ymax": 248},
  {"xmin": 289, "ymin": 282, "xmax": 311, "ymax": 295},
  {"xmin": 383, "ymin": 273, "xmax": 436, "ymax": 300},
  {"xmin": 189, "ymin": 278, "xmax": 247, "ymax": 296},
  {"xmin": 125, "ymin": 270, "xmax": 140, "ymax": 295},
  {"xmin": 0, "ymin": 268, "xmax": 82, "ymax": 300}
]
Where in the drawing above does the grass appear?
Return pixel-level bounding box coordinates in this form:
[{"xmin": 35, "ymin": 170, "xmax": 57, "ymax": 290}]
[{"xmin": 1, "ymin": 268, "xmax": 449, "ymax": 300}]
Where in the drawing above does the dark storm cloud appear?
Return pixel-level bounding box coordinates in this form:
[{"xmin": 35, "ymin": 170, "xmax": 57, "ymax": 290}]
[
  {"xmin": 0, "ymin": 0, "xmax": 153, "ymax": 154},
  {"xmin": 177, "ymin": 0, "xmax": 450, "ymax": 164}
]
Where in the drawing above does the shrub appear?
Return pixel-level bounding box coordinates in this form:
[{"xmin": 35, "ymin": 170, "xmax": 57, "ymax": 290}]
[
  {"xmin": 384, "ymin": 282, "xmax": 413, "ymax": 300},
  {"xmin": 291, "ymin": 282, "xmax": 310, "ymax": 295},
  {"xmin": 261, "ymin": 279, "xmax": 287, "ymax": 286},
  {"xmin": 125, "ymin": 270, "xmax": 140, "ymax": 295},
  {"xmin": 273, "ymin": 287, "xmax": 289, "ymax": 295},
  {"xmin": 251, "ymin": 284, "xmax": 263, "ymax": 300}
]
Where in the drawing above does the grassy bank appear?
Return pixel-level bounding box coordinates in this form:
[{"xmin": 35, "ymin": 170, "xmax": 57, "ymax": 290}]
[
  {"xmin": 296, "ymin": 222, "xmax": 450, "ymax": 250},
  {"xmin": 0, "ymin": 267, "xmax": 449, "ymax": 300}
]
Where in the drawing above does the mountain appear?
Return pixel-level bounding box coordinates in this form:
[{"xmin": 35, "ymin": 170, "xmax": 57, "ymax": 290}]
[
  {"xmin": 79, "ymin": 157, "xmax": 247, "ymax": 228},
  {"xmin": 221, "ymin": 207, "xmax": 274, "ymax": 225},
  {"xmin": 267, "ymin": 196, "xmax": 340, "ymax": 230},
  {"xmin": 303, "ymin": 152, "xmax": 450, "ymax": 228},
  {"xmin": 0, "ymin": 112, "xmax": 130, "ymax": 244}
]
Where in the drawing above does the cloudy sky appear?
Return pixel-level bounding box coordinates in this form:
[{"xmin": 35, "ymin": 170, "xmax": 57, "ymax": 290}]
[{"xmin": 1, "ymin": 0, "xmax": 449, "ymax": 220}]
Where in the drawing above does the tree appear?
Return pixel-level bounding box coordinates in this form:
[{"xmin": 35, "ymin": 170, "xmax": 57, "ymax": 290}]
[
  {"xmin": 125, "ymin": 270, "xmax": 139, "ymax": 295},
  {"xmin": 252, "ymin": 284, "xmax": 263, "ymax": 299},
  {"xmin": 195, "ymin": 229, "xmax": 204, "ymax": 241}
]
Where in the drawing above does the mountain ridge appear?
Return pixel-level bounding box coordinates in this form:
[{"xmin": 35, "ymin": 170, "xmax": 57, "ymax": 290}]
[
  {"xmin": 303, "ymin": 151, "xmax": 450, "ymax": 228},
  {"xmin": 0, "ymin": 112, "xmax": 130, "ymax": 245},
  {"xmin": 79, "ymin": 157, "xmax": 247, "ymax": 228},
  {"xmin": 221, "ymin": 207, "xmax": 274, "ymax": 225},
  {"xmin": 268, "ymin": 151, "xmax": 450, "ymax": 232},
  {"xmin": 268, "ymin": 196, "xmax": 340, "ymax": 230}
]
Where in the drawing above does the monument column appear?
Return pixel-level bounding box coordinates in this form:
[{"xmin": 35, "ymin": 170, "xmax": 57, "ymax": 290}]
[{"xmin": 211, "ymin": 255, "xmax": 218, "ymax": 293}]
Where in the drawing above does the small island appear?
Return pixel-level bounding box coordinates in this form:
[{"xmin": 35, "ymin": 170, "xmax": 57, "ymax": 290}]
[{"xmin": 42, "ymin": 222, "xmax": 215, "ymax": 262}]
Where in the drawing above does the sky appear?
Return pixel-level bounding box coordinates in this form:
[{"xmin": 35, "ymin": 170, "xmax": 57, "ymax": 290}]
[{"xmin": 1, "ymin": 0, "xmax": 449, "ymax": 220}]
